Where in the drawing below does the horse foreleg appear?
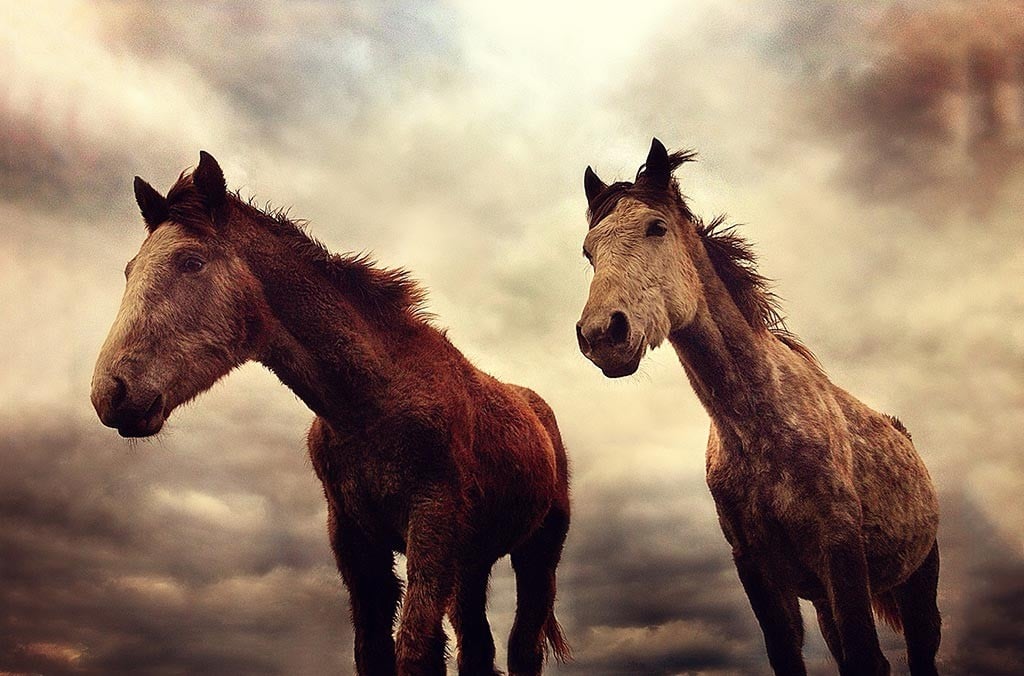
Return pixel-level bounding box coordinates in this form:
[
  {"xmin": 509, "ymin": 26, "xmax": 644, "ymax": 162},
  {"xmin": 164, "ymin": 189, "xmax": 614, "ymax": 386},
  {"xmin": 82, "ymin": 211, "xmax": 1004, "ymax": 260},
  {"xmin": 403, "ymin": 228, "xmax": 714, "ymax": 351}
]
[
  {"xmin": 732, "ymin": 550, "xmax": 807, "ymax": 676},
  {"xmin": 448, "ymin": 561, "xmax": 500, "ymax": 676},
  {"xmin": 395, "ymin": 489, "xmax": 458, "ymax": 676},
  {"xmin": 508, "ymin": 505, "xmax": 571, "ymax": 676},
  {"xmin": 328, "ymin": 503, "xmax": 401, "ymax": 676},
  {"xmin": 893, "ymin": 541, "xmax": 941, "ymax": 676},
  {"xmin": 813, "ymin": 598, "xmax": 845, "ymax": 670},
  {"xmin": 823, "ymin": 536, "xmax": 889, "ymax": 675}
]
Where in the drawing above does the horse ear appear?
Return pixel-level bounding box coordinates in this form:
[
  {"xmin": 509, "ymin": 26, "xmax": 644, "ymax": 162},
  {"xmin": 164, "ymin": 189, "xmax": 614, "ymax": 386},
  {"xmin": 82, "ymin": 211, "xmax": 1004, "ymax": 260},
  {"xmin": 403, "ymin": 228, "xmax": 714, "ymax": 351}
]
[
  {"xmin": 133, "ymin": 176, "xmax": 168, "ymax": 232},
  {"xmin": 584, "ymin": 166, "xmax": 607, "ymax": 206},
  {"xmin": 194, "ymin": 150, "xmax": 227, "ymax": 217},
  {"xmin": 643, "ymin": 137, "xmax": 671, "ymax": 186}
]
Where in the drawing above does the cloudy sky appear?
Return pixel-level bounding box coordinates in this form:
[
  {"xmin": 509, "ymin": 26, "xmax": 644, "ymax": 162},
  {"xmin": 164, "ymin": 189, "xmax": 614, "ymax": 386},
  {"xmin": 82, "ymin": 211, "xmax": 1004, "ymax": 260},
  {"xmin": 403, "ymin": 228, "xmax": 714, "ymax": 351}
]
[{"xmin": 2, "ymin": 1, "xmax": 1023, "ymax": 674}]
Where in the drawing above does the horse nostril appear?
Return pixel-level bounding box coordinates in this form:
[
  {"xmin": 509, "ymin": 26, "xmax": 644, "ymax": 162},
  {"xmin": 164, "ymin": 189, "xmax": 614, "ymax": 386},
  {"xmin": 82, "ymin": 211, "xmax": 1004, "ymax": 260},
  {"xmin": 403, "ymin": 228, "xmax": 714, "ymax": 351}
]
[
  {"xmin": 576, "ymin": 322, "xmax": 591, "ymax": 354},
  {"xmin": 144, "ymin": 392, "xmax": 164, "ymax": 420},
  {"xmin": 110, "ymin": 375, "xmax": 127, "ymax": 409},
  {"xmin": 608, "ymin": 311, "xmax": 630, "ymax": 345}
]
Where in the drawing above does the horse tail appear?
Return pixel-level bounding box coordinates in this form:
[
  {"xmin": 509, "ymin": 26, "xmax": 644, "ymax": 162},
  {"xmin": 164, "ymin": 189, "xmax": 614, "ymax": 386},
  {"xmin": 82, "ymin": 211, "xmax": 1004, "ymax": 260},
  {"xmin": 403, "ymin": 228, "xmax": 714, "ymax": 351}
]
[
  {"xmin": 543, "ymin": 612, "xmax": 573, "ymax": 663},
  {"xmin": 872, "ymin": 591, "xmax": 903, "ymax": 633}
]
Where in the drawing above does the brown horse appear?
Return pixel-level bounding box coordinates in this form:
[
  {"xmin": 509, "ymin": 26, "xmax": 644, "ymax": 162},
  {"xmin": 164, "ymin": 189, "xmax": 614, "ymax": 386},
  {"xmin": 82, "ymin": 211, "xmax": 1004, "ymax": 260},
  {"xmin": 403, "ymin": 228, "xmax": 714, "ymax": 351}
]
[
  {"xmin": 576, "ymin": 139, "xmax": 940, "ymax": 675},
  {"xmin": 90, "ymin": 152, "xmax": 572, "ymax": 676}
]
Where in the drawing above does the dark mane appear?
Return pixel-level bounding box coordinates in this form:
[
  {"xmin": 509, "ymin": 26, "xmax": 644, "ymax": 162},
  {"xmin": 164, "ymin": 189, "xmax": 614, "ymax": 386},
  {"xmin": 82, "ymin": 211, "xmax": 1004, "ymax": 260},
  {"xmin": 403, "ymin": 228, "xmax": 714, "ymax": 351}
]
[
  {"xmin": 886, "ymin": 415, "xmax": 913, "ymax": 440},
  {"xmin": 165, "ymin": 171, "xmax": 210, "ymax": 226},
  {"xmin": 587, "ymin": 149, "xmax": 819, "ymax": 369},
  {"xmin": 696, "ymin": 216, "xmax": 820, "ymax": 369},
  {"xmin": 164, "ymin": 172, "xmax": 430, "ymax": 324}
]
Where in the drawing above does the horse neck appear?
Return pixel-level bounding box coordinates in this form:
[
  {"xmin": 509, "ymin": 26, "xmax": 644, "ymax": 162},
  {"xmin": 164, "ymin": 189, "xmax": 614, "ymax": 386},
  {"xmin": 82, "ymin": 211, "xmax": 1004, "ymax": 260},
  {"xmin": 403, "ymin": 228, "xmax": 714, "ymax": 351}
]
[
  {"xmin": 235, "ymin": 213, "xmax": 397, "ymax": 430},
  {"xmin": 668, "ymin": 240, "xmax": 787, "ymax": 442}
]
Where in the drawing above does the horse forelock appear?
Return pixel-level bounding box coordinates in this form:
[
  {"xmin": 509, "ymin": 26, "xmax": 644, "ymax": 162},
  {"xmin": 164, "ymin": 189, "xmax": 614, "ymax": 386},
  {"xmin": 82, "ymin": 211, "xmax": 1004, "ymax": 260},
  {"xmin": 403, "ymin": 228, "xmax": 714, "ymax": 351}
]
[
  {"xmin": 586, "ymin": 150, "xmax": 698, "ymax": 229},
  {"xmin": 160, "ymin": 172, "xmax": 215, "ymax": 233}
]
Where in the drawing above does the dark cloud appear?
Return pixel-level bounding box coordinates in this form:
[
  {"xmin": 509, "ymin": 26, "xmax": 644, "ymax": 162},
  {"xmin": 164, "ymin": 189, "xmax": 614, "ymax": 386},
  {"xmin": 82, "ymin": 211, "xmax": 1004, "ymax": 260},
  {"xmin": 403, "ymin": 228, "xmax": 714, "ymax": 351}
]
[
  {"xmin": 5, "ymin": 412, "xmax": 1020, "ymax": 674},
  {"xmin": 0, "ymin": 0, "xmax": 458, "ymax": 218},
  {"xmin": 0, "ymin": 410, "xmax": 352, "ymax": 675},
  {"xmin": 0, "ymin": 110, "xmax": 136, "ymax": 216},
  {"xmin": 608, "ymin": 1, "xmax": 1024, "ymax": 216},
  {"xmin": 781, "ymin": 1, "xmax": 1024, "ymax": 212},
  {"xmin": 943, "ymin": 493, "xmax": 1024, "ymax": 675},
  {"xmin": 552, "ymin": 478, "xmax": 765, "ymax": 674},
  {"xmin": 95, "ymin": 0, "xmax": 458, "ymax": 131}
]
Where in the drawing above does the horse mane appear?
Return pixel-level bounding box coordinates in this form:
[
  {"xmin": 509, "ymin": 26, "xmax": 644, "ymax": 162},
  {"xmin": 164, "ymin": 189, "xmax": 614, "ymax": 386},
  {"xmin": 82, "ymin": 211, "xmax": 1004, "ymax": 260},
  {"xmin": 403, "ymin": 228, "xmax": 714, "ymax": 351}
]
[
  {"xmin": 586, "ymin": 149, "xmax": 820, "ymax": 370},
  {"xmin": 695, "ymin": 215, "xmax": 819, "ymax": 369},
  {"xmin": 886, "ymin": 415, "xmax": 913, "ymax": 441},
  {"xmin": 164, "ymin": 172, "xmax": 431, "ymax": 324}
]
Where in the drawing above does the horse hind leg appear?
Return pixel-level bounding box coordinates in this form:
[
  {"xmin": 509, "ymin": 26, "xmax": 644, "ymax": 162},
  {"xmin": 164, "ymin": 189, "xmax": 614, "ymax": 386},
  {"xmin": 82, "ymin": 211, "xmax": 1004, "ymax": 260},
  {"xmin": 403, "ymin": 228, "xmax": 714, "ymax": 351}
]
[
  {"xmin": 891, "ymin": 541, "xmax": 941, "ymax": 676},
  {"xmin": 508, "ymin": 505, "xmax": 571, "ymax": 676}
]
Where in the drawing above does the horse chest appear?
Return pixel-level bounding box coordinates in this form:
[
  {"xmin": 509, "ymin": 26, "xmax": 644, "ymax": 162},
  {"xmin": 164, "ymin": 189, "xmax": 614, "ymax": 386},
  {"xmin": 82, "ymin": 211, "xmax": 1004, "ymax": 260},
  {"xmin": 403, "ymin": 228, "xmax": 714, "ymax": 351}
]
[
  {"xmin": 707, "ymin": 452, "xmax": 801, "ymax": 549},
  {"xmin": 335, "ymin": 475, "xmax": 410, "ymax": 546},
  {"xmin": 309, "ymin": 427, "xmax": 419, "ymax": 545}
]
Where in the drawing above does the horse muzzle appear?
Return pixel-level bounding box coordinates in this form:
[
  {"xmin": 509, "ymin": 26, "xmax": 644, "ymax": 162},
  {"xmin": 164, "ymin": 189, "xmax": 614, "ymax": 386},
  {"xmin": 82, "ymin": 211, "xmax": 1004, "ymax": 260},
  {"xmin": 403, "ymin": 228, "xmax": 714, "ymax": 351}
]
[
  {"xmin": 91, "ymin": 373, "xmax": 166, "ymax": 438},
  {"xmin": 576, "ymin": 310, "xmax": 646, "ymax": 378}
]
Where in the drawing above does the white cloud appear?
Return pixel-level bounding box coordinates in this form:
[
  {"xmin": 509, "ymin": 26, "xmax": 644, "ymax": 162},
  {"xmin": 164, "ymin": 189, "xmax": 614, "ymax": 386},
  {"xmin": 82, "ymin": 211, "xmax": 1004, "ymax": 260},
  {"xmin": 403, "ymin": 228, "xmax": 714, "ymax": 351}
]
[{"xmin": 150, "ymin": 487, "xmax": 267, "ymax": 529}]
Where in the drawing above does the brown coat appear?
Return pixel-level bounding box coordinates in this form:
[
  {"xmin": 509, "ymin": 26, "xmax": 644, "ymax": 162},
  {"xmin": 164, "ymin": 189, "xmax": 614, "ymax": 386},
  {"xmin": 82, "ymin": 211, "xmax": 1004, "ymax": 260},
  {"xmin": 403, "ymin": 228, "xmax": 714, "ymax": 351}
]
[{"xmin": 91, "ymin": 152, "xmax": 572, "ymax": 676}]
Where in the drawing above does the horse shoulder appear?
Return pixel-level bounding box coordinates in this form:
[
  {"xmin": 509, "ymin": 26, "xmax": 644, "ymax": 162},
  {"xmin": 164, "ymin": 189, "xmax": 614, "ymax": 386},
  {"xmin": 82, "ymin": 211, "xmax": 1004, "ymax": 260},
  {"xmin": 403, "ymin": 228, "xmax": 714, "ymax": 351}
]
[{"xmin": 705, "ymin": 424, "xmax": 749, "ymax": 509}]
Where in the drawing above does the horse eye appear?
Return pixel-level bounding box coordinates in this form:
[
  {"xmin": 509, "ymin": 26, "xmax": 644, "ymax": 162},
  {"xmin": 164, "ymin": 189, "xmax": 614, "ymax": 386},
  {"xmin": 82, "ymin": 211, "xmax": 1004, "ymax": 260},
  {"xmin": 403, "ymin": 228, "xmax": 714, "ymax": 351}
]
[
  {"xmin": 180, "ymin": 256, "xmax": 205, "ymax": 273},
  {"xmin": 646, "ymin": 220, "xmax": 668, "ymax": 237}
]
